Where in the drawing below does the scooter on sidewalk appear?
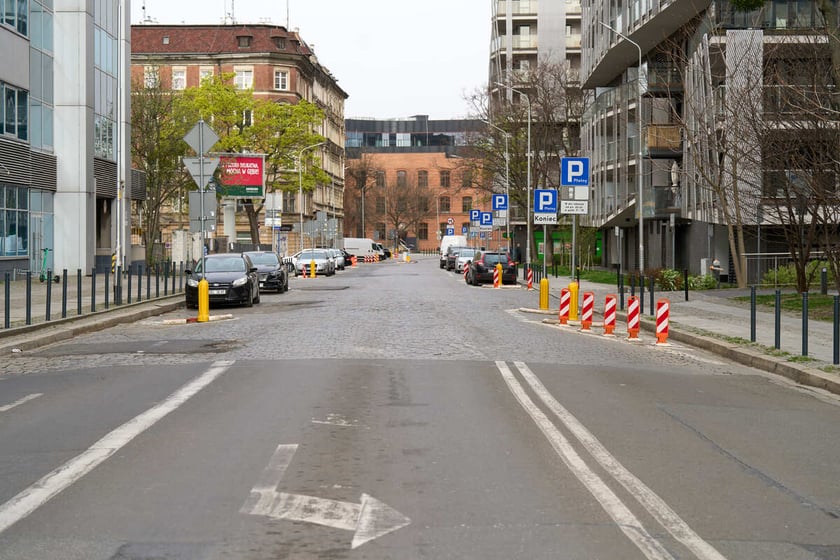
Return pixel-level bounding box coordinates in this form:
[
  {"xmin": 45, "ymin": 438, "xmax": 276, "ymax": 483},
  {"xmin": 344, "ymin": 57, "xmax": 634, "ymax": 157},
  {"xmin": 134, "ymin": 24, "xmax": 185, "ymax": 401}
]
[{"xmin": 39, "ymin": 248, "xmax": 60, "ymax": 283}]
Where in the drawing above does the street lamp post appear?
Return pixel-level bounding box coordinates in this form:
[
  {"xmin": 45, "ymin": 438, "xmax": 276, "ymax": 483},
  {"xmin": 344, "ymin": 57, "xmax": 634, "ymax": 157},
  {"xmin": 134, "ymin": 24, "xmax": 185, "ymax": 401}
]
[
  {"xmin": 298, "ymin": 142, "xmax": 325, "ymax": 252},
  {"xmin": 494, "ymin": 82, "xmax": 531, "ymax": 271},
  {"xmin": 600, "ymin": 21, "xmax": 645, "ymax": 273},
  {"xmin": 482, "ymin": 120, "xmax": 510, "ymax": 251}
]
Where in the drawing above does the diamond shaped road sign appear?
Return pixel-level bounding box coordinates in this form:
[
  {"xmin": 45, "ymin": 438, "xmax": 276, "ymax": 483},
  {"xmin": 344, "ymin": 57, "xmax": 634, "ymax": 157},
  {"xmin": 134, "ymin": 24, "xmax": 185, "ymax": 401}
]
[
  {"xmin": 183, "ymin": 157, "xmax": 220, "ymax": 189},
  {"xmin": 184, "ymin": 121, "xmax": 219, "ymax": 155}
]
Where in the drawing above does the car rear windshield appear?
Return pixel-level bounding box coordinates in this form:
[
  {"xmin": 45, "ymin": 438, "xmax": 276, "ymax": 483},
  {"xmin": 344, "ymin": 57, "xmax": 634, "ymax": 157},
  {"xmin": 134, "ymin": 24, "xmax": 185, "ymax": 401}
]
[
  {"xmin": 482, "ymin": 253, "xmax": 509, "ymax": 265},
  {"xmin": 203, "ymin": 257, "xmax": 246, "ymax": 272},
  {"xmin": 246, "ymin": 253, "xmax": 279, "ymax": 265}
]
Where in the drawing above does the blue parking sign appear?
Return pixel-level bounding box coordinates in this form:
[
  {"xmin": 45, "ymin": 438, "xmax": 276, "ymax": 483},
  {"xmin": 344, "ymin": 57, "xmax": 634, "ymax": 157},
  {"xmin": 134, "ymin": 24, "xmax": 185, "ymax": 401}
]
[
  {"xmin": 492, "ymin": 194, "xmax": 508, "ymax": 210},
  {"xmin": 561, "ymin": 157, "xmax": 590, "ymax": 186},
  {"xmin": 480, "ymin": 212, "xmax": 493, "ymax": 226},
  {"xmin": 533, "ymin": 189, "xmax": 558, "ymax": 213},
  {"xmin": 446, "ymin": 227, "xmax": 455, "ymax": 236},
  {"xmin": 469, "ymin": 209, "xmax": 480, "ymax": 222},
  {"xmin": 461, "ymin": 225, "xmax": 468, "ymax": 234}
]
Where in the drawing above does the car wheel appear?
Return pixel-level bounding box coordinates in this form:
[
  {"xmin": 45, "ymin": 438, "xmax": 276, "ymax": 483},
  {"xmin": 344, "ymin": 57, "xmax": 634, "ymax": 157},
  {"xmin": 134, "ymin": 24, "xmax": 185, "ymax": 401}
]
[{"xmin": 254, "ymin": 289, "xmax": 260, "ymax": 304}]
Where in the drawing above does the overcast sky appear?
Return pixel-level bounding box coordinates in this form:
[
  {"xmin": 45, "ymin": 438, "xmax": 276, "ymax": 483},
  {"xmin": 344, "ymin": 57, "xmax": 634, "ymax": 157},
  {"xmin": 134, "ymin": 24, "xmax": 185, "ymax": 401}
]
[{"xmin": 131, "ymin": 0, "xmax": 490, "ymax": 120}]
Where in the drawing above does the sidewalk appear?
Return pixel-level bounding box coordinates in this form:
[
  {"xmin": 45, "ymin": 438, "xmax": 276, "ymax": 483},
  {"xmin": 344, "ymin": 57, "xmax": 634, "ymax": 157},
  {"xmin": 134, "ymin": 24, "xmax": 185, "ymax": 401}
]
[{"xmin": 530, "ymin": 276, "xmax": 840, "ymax": 396}]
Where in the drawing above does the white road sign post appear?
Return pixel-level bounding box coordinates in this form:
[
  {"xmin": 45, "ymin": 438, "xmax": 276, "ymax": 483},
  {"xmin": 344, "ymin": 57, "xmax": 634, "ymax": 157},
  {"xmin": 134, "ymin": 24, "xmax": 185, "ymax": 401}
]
[
  {"xmin": 561, "ymin": 157, "xmax": 591, "ymax": 277},
  {"xmin": 184, "ymin": 120, "xmax": 219, "ymax": 322}
]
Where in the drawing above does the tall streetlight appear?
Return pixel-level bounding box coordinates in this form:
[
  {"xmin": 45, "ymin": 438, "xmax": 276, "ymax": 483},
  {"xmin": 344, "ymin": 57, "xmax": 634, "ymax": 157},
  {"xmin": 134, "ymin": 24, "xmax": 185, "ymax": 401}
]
[
  {"xmin": 482, "ymin": 119, "xmax": 510, "ymax": 250},
  {"xmin": 494, "ymin": 81, "xmax": 531, "ymax": 270},
  {"xmin": 298, "ymin": 141, "xmax": 325, "ymax": 251},
  {"xmin": 600, "ymin": 21, "xmax": 645, "ymax": 273}
]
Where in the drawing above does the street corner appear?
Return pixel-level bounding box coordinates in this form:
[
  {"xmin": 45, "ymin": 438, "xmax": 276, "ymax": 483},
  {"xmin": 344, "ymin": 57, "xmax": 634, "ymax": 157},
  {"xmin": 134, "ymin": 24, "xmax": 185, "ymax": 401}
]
[{"xmin": 161, "ymin": 314, "xmax": 235, "ymax": 325}]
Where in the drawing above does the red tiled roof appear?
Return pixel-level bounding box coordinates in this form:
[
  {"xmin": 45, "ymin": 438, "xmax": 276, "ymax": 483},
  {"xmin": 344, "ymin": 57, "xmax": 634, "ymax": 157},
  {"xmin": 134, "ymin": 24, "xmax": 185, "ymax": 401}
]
[{"xmin": 131, "ymin": 24, "xmax": 311, "ymax": 56}]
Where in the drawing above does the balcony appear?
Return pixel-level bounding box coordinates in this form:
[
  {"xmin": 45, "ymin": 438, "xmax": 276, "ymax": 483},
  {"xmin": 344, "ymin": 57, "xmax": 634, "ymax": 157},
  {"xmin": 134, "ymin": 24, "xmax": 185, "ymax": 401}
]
[
  {"xmin": 495, "ymin": 0, "xmax": 539, "ymax": 17},
  {"xmin": 512, "ymin": 35, "xmax": 538, "ymax": 49},
  {"xmin": 652, "ymin": 185, "xmax": 682, "ymax": 217},
  {"xmin": 646, "ymin": 125, "xmax": 681, "ymax": 154}
]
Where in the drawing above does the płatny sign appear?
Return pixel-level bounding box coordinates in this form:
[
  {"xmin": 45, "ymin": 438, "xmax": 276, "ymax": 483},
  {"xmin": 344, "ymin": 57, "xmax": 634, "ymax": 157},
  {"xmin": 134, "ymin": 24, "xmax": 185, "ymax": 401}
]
[{"xmin": 217, "ymin": 155, "xmax": 265, "ymax": 197}]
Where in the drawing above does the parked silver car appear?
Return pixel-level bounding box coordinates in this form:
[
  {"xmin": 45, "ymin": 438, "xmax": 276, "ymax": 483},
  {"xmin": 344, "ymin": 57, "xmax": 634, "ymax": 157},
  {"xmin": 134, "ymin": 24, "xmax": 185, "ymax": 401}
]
[{"xmin": 295, "ymin": 249, "xmax": 336, "ymax": 276}]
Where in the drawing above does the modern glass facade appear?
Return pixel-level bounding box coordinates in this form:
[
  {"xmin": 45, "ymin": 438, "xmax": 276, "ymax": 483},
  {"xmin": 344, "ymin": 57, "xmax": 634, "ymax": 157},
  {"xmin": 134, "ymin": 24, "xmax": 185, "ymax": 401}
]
[{"xmin": 94, "ymin": 0, "xmax": 119, "ymax": 160}]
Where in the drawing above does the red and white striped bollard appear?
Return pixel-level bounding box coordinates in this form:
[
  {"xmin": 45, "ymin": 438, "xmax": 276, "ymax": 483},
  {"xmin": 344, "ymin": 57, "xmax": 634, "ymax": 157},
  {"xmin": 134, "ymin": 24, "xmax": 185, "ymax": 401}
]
[
  {"xmin": 527, "ymin": 267, "xmax": 533, "ymax": 290},
  {"xmin": 656, "ymin": 299, "xmax": 670, "ymax": 344},
  {"xmin": 558, "ymin": 288, "xmax": 570, "ymax": 325},
  {"xmin": 580, "ymin": 291, "xmax": 594, "ymax": 331},
  {"xmin": 627, "ymin": 296, "xmax": 640, "ymax": 340},
  {"xmin": 603, "ymin": 294, "xmax": 617, "ymax": 335}
]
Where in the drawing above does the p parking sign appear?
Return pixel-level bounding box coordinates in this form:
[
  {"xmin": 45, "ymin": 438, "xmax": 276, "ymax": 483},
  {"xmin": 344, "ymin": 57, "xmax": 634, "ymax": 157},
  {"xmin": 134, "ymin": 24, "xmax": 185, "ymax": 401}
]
[{"xmin": 561, "ymin": 157, "xmax": 590, "ymax": 186}]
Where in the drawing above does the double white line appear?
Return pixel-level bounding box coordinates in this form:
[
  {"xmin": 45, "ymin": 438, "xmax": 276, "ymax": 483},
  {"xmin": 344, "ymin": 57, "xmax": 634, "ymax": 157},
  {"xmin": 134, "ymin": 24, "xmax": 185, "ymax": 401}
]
[{"xmin": 495, "ymin": 361, "xmax": 727, "ymax": 560}]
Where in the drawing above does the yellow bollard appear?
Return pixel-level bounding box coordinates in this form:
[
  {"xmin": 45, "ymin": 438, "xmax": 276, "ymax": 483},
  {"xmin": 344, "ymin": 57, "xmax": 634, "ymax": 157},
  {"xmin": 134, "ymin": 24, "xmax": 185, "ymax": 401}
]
[
  {"xmin": 539, "ymin": 277, "xmax": 550, "ymax": 310},
  {"xmin": 310, "ymin": 259, "xmax": 316, "ymax": 277},
  {"xmin": 197, "ymin": 278, "xmax": 210, "ymax": 323},
  {"xmin": 568, "ymin": 281, "xmax": 579, "ymax": 321}
]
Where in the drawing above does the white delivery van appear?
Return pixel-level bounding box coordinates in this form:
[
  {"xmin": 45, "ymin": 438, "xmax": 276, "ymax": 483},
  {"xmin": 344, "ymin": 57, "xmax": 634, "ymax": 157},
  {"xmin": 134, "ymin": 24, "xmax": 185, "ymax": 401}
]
[
  {"xmin": 439, "ymin": 235, "xmax": 468, "ymax": 268},
  {"xmin": 342, "ymin": 237, "xmax": 378, "ymax": 261}
]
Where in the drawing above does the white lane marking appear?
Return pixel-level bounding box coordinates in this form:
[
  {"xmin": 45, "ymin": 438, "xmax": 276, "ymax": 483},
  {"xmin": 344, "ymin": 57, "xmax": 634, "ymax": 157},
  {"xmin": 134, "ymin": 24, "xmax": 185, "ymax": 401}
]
[
  {"xmin": 513, "ymin": 361, "xmax": 727, "ymax": 560},
  {"xmin": 0, "ymin": 360, "xmax": 235, "ymax": 535},
  {"xmin": 494, "ymin": 361, "xmax": 674, "ymax": 560},
  {"xmin": 0, "ymin": 393, "xmax": 43, "ymax": 412},
  {"xmin": 241, "ymin": 444, "xmax": 410, "ymax": 549}
]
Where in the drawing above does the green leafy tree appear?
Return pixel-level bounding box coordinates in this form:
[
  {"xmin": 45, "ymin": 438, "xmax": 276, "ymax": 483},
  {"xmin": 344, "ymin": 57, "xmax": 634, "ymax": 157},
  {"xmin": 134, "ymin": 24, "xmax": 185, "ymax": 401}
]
[
  {"xmin": 176, "ymin": 74, "xmax": 326, "ymax": 243},
  {"xmin": 130, "ymin": 76, "xmax": 192, "ymax": 265}
]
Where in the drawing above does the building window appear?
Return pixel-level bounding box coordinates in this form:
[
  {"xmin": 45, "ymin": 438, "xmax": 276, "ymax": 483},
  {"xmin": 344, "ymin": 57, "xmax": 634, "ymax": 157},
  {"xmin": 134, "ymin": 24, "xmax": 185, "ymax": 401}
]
[
  {"xmin": 462, "ymin": 196, "xmax": 472, "ymax": 212},
  {"xmin": 0, "ymin": 185, "xmax": 29, "ymax": 257},
  {"xmin": 2, "ymin": 83, "xmax": 28, "ymax": 141},
  {"xmin": 162, "ymin": 35, "xmax": 170, "ymax": 45},
  {"xmin": 397, "ymin": 170, "xmax": 407, "ymax": 187},
  {"xmin": 376, "ymin": 196, "xmax": 385, "ymax": 213},
  {"xmin": 418, "ymin": 223, "xmax": 429, "ymax": 240},
  {"xmin": 234, "ymin": 68, "xmax": 253, "ymax": 90},
  {"xmin": 273, "ymin": 37, "xmax": 286, "ymax": 49},
  {"xmin": 3, "ymin": 0, "xmax": 27, "ymax": 34},
  {"xmin": 242, "ymin": 109, "xmax": 252, "ymax": 127},
  {"xmin": 418, "ymin": 170, "xmax": 428, "ymax": 187},
  {"xmin": 440, "ymin": 170, "xmax": 450, "ymax": 188},
  {"xmin": 237, "ymin": 35, "xmax": 252, "ymax": 48},
  {"xmin": 274, "ymin": 69, "xmax": 288, "ymax": 91},
  {"xmin": 461, "ymin": 169, "xmax": 473, "ymax": 188},
  {"xmin": 375, "ymin": 222, "xmax": 386, "ymax": 240},
  {"xmin": 143, "ymin": 65, "xmax": 159, "ymax": 88},
  {"xmin": 439, "ymin": 196, "xmax": 450, "ymax": 213},
  {"xmin": 375, "ymin": 171, "xmax": 385, "ymax": 187},
  {"xmin": 282, "ymin": 191, "xmax": 296, "ymax": 212},
  {"xmin": 172, "ymin": 67, "xmax": 186, "ymax": 90},
  {"xmin": 199, "ymin": 66, "xmax": 214, "ymax": 84}
]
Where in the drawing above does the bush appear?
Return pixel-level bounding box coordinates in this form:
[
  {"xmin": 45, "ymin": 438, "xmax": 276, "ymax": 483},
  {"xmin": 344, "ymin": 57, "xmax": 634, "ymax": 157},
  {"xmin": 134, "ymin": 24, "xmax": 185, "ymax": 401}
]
[
  {"xmin": 688, "ymin": 274, "xmax": 719, "ymax": 290},
  {"xmin": 655, "ymin": 268, "xmax": 683, "ymax": 291}
]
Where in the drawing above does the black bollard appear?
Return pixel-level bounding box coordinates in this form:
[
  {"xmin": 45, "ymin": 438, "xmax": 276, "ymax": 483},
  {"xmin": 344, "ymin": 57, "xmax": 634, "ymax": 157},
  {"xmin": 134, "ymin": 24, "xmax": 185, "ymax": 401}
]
[
  {"xmin": 155, "ymin": 265, "xmax": 160, "ymax": 298},
  {"xmin": 834, "ymin": 295, "xmax": 839, "ymax": 365},
  {"xmin": 104, "ymin": 268, "xmax": 110, "ymax": 309},
  {"xmin": 77, "ymin": 269, "xmax": 82, "ymax": 316},
  {"xmin": 61, "ymin": 269, "xmax": 68, "ymax": 319},
  {"xmin": 116, "ymin": 266, "xmax": 122, "ymax": 305},
  {"xmin": 683, "ymin": 269, "xmax": 689, "ymax": 302},
  {"xmin": 25, "ymin": 271, "xmax": 32, "ymax": 325},
  {"xmin": 774, "ymin": 290, "xmax": 781, "ymax": 350},
  {"xmin": 45, "ymin": 269, "xmax": 52, "ymax": 321},
  {"xmin": 750, "ymin": 286, "xmax": 756, "ymax": 342},
  {"xmin": 649, "ymin": 275, "xmax": 655, "ymax": 316},
  {"xmin": 619, "ymin": 274, "xmax": 625, "ymax": 311},
  {"xmin": 137, "ymin": 265, "xmax": 142, "ymax": 303},
  {"xmin": 802, "ymin": 292, "xmax": 809, "ymax": 357},
  {"xmin": 821, "ymin": 268, "xmax": 828, "ymax": 296},
  {"xmin": 4, "ymin": 271, "xmax": 10, "ymax": 328},
  {"xmin": 91, "ymin": 268, "xmax": 97, "ymax": 313},
  {"xmin": 639, "ymin": 274, "xmax": 645, "ymax": 316},
  {"xmin": 127, "ymin": 264, "xmax": 132, "ymax": 304},
  {"xmin": 146, "ymin": 265, "xmax": 151, "ymax": 300}
]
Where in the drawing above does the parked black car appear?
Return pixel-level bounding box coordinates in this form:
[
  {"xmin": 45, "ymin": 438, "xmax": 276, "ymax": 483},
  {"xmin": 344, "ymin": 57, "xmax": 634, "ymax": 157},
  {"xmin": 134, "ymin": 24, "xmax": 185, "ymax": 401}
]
[
  {"xmin": 244, "ymin": 250, "xmax": 289, "ymax": 293},
  {"xmin": 185, "ymin": 253, "xmax": 260, "ymax": 308},
  {"xmin": 465, "ymin": 251, "xmax": 517, "ymax": 286}
]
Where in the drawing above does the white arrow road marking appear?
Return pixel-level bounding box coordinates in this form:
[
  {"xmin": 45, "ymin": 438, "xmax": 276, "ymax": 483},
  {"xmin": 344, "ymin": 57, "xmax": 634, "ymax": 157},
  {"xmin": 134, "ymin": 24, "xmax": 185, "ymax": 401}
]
[
  {"xmin": 242, "ymin": 443, "xmax": 410, "ymax": 549},
  {"xmin": 0, "ymin": 360, "xmax": 235, "ymax": 536},
  {"xmin": 0, "ymin": 393, "xmax": 43, "ymax": 412},
  {"xmin": 511, "ymin": 361, "xmax": 727, "ymax": 560}
]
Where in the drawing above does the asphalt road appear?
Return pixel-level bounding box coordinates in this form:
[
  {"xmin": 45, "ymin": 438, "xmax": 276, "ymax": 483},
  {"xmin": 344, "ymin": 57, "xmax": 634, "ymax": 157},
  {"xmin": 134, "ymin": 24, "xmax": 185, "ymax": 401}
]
[{"xmin": 0, "ymin": 257, "xmax": 838, "ymax": 559}]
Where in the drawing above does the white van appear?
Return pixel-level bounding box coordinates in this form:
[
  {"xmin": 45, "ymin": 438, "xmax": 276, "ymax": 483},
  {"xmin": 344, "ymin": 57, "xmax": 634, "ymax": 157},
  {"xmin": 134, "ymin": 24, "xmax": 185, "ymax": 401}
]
[
  {"xmin": 342, "ymin": 237, "xmax": 378, "ymax": 261},
  {"xmin": 439, "ymin": 235, "xmax": 468, "ymax": 268}
]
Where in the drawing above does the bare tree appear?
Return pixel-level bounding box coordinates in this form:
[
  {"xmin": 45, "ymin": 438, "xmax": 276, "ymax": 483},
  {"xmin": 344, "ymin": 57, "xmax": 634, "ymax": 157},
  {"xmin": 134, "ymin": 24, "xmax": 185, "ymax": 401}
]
[
  {"xmin": 344, "ymin": 152, "xmax": 380, "ymax": 237},
  {"xmin": 465, "ymin": 60, "xmax": 584, "ymax": 264}
]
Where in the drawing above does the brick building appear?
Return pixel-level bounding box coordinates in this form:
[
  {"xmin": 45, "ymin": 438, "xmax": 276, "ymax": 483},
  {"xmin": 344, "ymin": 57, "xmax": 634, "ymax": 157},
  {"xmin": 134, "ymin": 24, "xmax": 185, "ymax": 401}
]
[
  {"xmin": 131, "ymin": 23, "xmax": 346, "ymax": 254},
  {"xmin": 345, "ymin": 116, "xmax": 495, "ymax": 253}
]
